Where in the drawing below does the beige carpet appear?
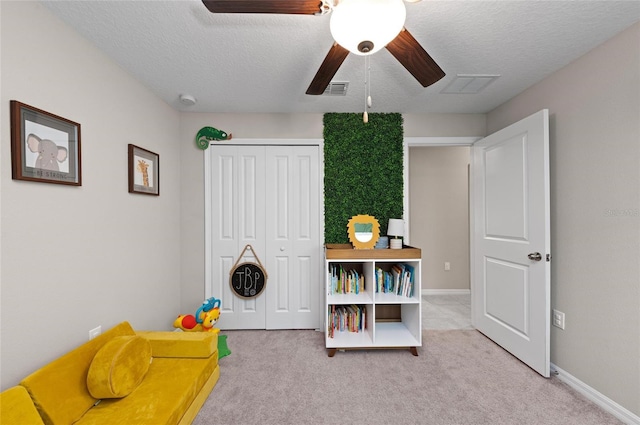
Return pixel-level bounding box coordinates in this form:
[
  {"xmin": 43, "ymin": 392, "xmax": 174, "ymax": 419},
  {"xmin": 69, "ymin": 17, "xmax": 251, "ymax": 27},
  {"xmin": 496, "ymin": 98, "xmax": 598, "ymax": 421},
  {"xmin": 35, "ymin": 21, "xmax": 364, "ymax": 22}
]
[{"xmin": 193, "ymin": 329, "xmax": 621, "ymax": 425}]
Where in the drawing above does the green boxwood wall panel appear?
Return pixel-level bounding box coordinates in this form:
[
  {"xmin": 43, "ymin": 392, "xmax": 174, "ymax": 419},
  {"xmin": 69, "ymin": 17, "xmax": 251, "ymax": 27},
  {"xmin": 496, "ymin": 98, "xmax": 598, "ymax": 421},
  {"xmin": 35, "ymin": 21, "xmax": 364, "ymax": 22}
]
[{"xmin": 323, "ymin": 112, "xmax": 404, "ymax": 244}]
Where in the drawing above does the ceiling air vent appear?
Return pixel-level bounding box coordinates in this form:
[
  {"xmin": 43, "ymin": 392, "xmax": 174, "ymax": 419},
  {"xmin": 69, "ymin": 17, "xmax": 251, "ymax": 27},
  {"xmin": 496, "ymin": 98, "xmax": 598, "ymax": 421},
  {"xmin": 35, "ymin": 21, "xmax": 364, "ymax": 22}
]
[
  {"xmin": 441, "ymin": 74, "xmax": 500, "ymax": 94},
  {"xmin": 323, "ymin": 81, "xmax": 349, "ymax": 96}
]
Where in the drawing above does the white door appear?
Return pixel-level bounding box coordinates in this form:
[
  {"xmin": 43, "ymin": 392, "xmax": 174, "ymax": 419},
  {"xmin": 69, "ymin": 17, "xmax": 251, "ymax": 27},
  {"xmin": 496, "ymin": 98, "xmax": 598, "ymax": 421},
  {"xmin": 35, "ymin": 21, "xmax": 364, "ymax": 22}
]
[
  {"xmin": 265, "ymin": 146, "xmax": 320, "ymax": 329},
  {"xmin": 207, "ymin": 144, "xmax": 321, "ymax": 330},
  {"xmin": 471, "ymin": 109, "xmax": 551, "ymax": 377},
  {"xmin": 209, "ymin": 145, "xmax": 267, "ymax": 329}
]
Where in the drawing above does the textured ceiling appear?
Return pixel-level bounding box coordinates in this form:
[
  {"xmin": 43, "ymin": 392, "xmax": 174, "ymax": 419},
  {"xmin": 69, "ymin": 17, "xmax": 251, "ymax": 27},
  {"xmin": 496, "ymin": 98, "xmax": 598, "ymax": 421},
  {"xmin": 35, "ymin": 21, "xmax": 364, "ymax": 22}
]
[{"xmin": 41, "ymin": 0, "xmax": 640, "ymax": 114}]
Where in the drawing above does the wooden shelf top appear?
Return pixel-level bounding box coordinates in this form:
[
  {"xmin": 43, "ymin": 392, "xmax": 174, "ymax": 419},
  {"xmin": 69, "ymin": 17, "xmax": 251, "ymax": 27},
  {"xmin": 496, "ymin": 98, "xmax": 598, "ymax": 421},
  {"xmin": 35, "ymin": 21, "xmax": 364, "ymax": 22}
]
[{"xmin": 325, "ymin": 244, "xmax": 422, "ymax": 260}]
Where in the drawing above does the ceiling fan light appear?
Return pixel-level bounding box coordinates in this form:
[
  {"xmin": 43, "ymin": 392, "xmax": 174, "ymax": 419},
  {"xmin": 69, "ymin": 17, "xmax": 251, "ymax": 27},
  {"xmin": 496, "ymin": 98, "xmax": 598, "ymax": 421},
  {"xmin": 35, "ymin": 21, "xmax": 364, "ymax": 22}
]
[{"xmin": 330, "ymin": 0, "xmax": 406, "ymax": 56}]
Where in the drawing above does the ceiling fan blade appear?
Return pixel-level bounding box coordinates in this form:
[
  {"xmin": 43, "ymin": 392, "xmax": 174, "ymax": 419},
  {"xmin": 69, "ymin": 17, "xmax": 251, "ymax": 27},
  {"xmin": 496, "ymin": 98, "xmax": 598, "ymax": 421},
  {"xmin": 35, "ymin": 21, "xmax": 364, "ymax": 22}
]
[
  {"xmin": 385, "ymin": 28, "xmax": 445, "ymax": 87},
  {"xmin": 202, "ymin": 0, "xmax": 323, "ymax": 15},
  {"xmin": 306, "ymin": 43, "xmax": 350, "ymax": 95}
]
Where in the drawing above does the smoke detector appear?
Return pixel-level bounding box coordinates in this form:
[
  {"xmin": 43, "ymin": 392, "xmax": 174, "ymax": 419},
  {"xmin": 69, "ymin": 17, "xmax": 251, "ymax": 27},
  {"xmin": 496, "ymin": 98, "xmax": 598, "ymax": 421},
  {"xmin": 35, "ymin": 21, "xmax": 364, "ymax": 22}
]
[{"xmin": 179, "ymin": 94, "xmax": 197, "ymax": 106}]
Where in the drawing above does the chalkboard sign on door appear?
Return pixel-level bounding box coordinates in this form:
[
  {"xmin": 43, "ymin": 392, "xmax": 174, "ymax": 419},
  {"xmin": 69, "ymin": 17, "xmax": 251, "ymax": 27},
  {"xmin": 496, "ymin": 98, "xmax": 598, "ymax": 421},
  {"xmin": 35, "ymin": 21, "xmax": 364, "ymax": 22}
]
[
  {"xmin": 229, "ymin": 245, "xmax": 268, "ymax": 299},
  {"xmin": 230, "ymin": 262, "xmax": 266, "ymax": 298}
]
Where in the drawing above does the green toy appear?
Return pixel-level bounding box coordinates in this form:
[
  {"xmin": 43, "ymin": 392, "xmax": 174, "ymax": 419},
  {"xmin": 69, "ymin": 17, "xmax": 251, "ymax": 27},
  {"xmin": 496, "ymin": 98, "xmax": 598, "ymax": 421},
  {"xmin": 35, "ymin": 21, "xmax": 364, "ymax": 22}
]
[
  {"xmin": 217, "ymin": 334, "xmax": 231, "ymax": 359},
  {"xmin": 195, "ymin": 126, "xmax": 232, "ymax": 150}
]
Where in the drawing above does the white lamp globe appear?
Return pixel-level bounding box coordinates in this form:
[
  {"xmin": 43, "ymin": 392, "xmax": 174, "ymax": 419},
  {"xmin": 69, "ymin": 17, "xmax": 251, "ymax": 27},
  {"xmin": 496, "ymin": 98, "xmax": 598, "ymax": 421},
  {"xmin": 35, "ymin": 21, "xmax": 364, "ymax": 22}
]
[{"xmin": 330, "ymin": 0, "xmax": 406, "ymax": 56}]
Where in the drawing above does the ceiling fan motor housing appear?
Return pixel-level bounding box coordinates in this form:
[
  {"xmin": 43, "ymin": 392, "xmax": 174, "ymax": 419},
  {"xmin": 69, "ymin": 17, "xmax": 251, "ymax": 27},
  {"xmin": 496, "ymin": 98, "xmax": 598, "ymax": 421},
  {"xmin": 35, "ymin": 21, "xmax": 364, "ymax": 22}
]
[
  {"xmin": 358, "ymin": 40, "xmax": 374, "ymax": 53},
  {"xmin": 330, "ymin": 0, "xmax": 406, "ymax": 55}
]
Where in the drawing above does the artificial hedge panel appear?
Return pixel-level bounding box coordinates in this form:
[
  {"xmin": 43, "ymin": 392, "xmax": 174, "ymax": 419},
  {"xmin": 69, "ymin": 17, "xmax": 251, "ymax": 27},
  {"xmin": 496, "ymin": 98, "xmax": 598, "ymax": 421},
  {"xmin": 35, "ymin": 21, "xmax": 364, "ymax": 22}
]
[{"xmin": 324, "ymin": 112, "xmax": 404, "ymax": 244}]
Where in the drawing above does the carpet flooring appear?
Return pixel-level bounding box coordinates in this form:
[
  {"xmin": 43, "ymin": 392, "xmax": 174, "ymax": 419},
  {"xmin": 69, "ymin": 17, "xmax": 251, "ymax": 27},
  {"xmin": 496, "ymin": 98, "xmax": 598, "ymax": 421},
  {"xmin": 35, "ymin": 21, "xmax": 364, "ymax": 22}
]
[
  {"xmin": 193, "ymin": 329, "xmax": 621, "ymax": 425},
  {"xmin": 422, "ymin": 293, "xmax": 473, "ymax": 330}
]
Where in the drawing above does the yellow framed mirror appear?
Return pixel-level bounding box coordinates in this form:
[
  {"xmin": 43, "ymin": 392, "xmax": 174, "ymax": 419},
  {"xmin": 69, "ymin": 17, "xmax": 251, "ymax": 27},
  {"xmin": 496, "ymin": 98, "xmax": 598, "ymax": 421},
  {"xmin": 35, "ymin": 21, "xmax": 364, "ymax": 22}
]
[{"xmin": 347, "ymin": 215, "xmax": 380, "ymax": 249}]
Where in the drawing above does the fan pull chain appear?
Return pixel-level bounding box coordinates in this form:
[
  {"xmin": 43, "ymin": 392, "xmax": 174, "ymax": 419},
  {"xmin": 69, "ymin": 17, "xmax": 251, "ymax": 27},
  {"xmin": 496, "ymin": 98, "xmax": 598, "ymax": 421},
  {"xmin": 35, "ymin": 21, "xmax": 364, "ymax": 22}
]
[
  {"xmin": 363, "ymin": 55, "xmax": 371, "ymax": 123},
  {"xmin": 367, "ymin": 55, "xmax": 372, "ymax": 108}
]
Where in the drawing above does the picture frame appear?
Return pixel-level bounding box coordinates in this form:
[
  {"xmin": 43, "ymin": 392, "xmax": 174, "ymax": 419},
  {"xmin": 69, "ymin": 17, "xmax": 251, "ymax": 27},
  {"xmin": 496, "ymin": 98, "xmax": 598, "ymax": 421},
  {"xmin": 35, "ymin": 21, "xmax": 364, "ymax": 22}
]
[
  {"xmin": 10, "ymin": 100, "xmax": 82, "ymax": 186},
  {"xmin": 128, "ymin": 144, "xmax": 159, "ymax": 196},
  {"xmin": 347, "ymin": 214, "xmax": 381, "ymax": 249}
]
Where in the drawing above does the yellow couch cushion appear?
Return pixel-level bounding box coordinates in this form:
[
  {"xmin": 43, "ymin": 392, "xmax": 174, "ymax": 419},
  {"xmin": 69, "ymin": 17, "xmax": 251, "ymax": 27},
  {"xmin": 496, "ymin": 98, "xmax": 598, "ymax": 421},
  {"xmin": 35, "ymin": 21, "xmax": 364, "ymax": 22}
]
[
  {"xmin": 76, "ymin": 354, "xmax": 219, "ymax": 425},
  {"xmin": 87, "ymin": 335, "xmax": 152, "ymax": 399},
  {"xmin": 137, "ymin": 331, "xmax": 217, "ymax": 358},
  {"xmin": 20, "ymin": 322, "xmax": 136, "ymax": 425},
  {"xmin": 0, "ymin": 386, "xmax": 45, "ymax": 425}
]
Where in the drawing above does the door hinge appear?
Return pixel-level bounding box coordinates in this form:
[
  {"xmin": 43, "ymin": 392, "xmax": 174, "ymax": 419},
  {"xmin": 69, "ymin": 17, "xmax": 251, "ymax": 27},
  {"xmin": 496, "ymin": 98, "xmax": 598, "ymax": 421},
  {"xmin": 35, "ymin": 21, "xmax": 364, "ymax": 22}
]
[{"xmin": 546, "ymin": 254, "xmax": 552, "ymax": 262}]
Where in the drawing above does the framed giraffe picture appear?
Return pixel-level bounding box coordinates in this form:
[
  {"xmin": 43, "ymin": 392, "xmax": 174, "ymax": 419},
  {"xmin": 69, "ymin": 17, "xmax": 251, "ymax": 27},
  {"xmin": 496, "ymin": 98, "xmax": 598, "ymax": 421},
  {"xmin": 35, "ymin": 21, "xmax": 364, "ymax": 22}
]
[{"xmin": 128, "ymin": 144, "xmax": 159, "ymax": 196}]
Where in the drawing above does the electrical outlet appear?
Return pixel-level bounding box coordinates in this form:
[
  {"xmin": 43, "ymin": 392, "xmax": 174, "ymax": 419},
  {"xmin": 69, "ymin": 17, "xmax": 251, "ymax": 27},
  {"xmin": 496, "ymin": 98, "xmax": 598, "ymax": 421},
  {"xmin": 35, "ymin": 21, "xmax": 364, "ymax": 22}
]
[
  {"xmin": 552, "ymin": 310, "xmax": 565, "ymax": 330},
  {"xmin": 89, "ymin": 326, "xmax": 102, "ymax": 340},
  {"xmin": 444, "ymin": 262, "xmax": 451, "ymax": 271}
]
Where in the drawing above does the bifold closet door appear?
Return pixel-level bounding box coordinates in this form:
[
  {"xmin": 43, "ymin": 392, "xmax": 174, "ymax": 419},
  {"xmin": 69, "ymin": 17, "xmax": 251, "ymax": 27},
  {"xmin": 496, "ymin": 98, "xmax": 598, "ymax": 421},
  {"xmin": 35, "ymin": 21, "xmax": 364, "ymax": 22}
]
[
  {"xmin": 210, "ymin": 145, "xmax": 267, "ymax": 329},
  {"xmin": 209, "ymin": 145, "xmax": 321, "ymax": 330},
  {"xmin": 265, "ymin": 146, "xmax": 320, "ymax": 329}
]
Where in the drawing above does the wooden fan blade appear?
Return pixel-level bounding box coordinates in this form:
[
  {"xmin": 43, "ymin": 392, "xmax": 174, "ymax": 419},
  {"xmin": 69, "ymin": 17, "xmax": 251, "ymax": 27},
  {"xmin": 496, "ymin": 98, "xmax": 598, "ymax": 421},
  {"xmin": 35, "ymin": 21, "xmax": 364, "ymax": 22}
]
[
  {"xmin": 306, "ymin": 43, "xmax": 349, "ymax": 95},
  {"xmin": 385, "ymin": 28, "xmax": 445, "ymax": 87},
  {"xmin": 202, "ymin": 0, "xmax": 323, "ymax": 15}
]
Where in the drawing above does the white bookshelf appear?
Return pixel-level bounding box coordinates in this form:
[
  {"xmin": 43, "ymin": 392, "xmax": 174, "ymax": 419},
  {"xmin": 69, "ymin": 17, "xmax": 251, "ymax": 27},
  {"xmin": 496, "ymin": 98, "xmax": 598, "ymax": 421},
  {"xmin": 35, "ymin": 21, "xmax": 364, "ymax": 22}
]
[{"xmin": 324, "ymin": 245, "xmax": 422, "ymax": 357}]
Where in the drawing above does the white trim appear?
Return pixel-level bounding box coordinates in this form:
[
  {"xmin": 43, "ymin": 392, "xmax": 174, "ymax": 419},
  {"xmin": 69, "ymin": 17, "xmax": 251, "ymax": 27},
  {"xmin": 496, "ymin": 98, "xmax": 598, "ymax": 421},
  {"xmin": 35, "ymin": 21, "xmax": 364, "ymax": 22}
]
[
  {"xmin": 403, "ymin": 142, "xmax": 410, "ymax": 244},
  {"xmin": 469, "ymin": 146, "xmax": 477, "ymax": 329},
  {"xmin": 404, "ymin": 137, "xmax": 482, "ymax": 323},
  {"xmin": 208, "ymin": 138, "xmax": 323, "ymax": 146},
  {"xmin": 318, "ymin": 140, "xmax": 326, "ymax": 331},
  {"xmin": 422, "ymin": 289, "xmax": 471, "ymax": 296},
  {"xmin": 405, "ymin": 136, "xmax": 481, "ymax": 147},
  {"xmin": 204, "ymin": 149, "xmax": 212, "ymax": 299},
  {"xmin": 550, "ymin": 363, "xmax": 640, "ymax": 425}
]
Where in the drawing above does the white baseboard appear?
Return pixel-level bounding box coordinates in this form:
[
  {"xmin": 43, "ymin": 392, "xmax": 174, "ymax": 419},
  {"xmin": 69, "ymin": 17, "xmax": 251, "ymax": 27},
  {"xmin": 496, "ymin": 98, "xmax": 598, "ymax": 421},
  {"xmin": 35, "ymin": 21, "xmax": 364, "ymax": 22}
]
[
  {"xmin": 422, "ymin": 289, "xmax": 471, "ymax": 296},
  {"xmin": 551, "ymin": 363, "xmax": 640, "ymax": 425}
]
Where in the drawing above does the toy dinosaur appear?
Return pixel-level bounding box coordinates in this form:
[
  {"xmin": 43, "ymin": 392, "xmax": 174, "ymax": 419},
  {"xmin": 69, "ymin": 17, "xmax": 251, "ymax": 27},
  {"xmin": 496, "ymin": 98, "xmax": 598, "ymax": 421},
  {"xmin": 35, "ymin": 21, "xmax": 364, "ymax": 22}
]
[{"xmin": 195, "ymin": 126, "xmax": 232, "ymax": 150}]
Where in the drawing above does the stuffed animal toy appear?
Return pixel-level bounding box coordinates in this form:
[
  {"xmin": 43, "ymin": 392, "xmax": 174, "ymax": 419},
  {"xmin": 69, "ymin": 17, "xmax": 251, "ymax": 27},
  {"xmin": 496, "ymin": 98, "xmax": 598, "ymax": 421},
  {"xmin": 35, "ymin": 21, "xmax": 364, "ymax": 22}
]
[
  {"xmin": 173, "ymin": 297, "xmax": 221, "ymax": 333},
  {"xmin": 200, "ymin": 308, "xmax": 221, "ymax": 334},
  {"xmin": 173, "ymin": 314, "xmax": 203, "ymax": 332},
  {"xmin": 195, "ymin": 297, "xmax": 221, "ymax": 324}
]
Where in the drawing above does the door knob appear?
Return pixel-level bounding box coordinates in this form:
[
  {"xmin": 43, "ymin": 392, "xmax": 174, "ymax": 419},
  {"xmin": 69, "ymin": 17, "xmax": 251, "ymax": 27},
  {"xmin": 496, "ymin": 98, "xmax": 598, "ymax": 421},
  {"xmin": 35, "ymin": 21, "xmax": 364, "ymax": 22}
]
[
  {"xmin": 528, "ymin": 252, "xmax": 542, "ymax": 261},
  {"xmin": 280, "ymin": 246, "xmax": 285, "ymax": 251}
]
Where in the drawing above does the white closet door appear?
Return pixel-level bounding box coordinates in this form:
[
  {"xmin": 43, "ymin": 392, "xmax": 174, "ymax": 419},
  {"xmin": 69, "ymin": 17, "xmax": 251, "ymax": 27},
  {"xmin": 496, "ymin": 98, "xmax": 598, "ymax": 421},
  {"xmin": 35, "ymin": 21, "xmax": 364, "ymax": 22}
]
[
  {"xmin": 208, "ymin": 144, "xmax": 321, "ymax": 330},
  {"xmin": 265, "ymin": 146, "xmax": 320, "ymax": 329},
  {"xmin": 210, "ymin": 145, "xmax": 266, "ymax": 329}
]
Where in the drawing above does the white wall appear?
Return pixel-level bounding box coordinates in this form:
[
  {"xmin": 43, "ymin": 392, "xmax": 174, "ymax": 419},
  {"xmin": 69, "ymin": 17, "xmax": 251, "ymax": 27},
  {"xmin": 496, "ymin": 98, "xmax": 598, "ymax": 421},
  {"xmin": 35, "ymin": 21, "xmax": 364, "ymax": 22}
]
[
  {"xmin": 409, "ymin": 147, "xmax": 470, "ymax": 290},
  {"xmin": 403, "ymin": 113, "xmax": 486, "ymax": 137},
  {"xmin": 487, "ymin": 22, "xmax": 640, "ymax": 416},
  {"xmin": 0, "ymin": 1, "xmax": 182, "ymax": 389}
]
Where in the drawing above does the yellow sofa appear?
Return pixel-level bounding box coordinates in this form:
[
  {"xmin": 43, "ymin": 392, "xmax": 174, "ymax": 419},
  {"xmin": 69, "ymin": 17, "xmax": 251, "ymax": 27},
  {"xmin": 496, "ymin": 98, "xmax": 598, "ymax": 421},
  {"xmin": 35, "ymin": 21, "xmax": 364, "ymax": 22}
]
[{"xmin": 0, "ymin": 322, "xmax": 219, "ymax": 425}]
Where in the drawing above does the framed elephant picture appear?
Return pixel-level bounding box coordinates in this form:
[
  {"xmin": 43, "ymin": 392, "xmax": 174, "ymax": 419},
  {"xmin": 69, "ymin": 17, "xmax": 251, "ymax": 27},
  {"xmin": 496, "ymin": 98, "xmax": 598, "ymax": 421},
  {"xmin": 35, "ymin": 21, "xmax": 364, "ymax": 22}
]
[
  {"xmin": 128, "ymin": 144, "xmax": 159, "ymax": 196},
  {"xmin": 10, "ymin": 100, "xmax": 81, "ymax": 186}
]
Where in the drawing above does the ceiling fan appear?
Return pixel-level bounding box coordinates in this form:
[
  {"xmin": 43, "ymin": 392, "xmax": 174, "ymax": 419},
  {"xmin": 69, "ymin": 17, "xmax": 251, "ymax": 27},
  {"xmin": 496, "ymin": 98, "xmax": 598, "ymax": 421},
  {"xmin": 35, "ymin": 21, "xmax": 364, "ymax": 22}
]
[{"xmin": 201, "ymin": 0, "xmax": 445, "ymax": 95}]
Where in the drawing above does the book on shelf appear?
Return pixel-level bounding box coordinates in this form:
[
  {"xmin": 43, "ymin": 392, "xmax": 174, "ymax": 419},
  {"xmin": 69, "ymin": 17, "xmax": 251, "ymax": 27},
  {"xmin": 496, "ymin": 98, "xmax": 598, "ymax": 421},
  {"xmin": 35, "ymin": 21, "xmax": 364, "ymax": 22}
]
[
  {"xmin": 327, "ymin": 304, "xmax": 366, "ymax": 338},
  {"xmin": 328, "ymin": 264, "xmax": 365, "ymax": 295},
  {"xmin": 374, "ymin": 263, "xmax": 415, "ymax": 298}
]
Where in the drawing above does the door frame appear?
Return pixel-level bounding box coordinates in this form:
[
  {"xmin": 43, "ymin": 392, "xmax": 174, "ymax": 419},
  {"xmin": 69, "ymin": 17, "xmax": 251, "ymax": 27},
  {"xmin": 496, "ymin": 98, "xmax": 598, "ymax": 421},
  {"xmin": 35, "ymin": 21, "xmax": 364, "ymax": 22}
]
[
  {"xmin": 203, "ymin": 138, "xmax": 325, "ymax": 329},
  {"xmin": 404, "ymin": 137, "xmax": 482, "ymax": 323}
]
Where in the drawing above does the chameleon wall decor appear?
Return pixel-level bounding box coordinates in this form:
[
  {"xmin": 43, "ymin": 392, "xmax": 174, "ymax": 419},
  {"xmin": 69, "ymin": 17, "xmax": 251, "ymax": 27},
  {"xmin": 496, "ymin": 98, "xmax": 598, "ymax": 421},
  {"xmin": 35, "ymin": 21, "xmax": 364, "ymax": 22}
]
[{"xmin": 195, "ymin": 126, "xmax": 232, "ymax": 150}]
